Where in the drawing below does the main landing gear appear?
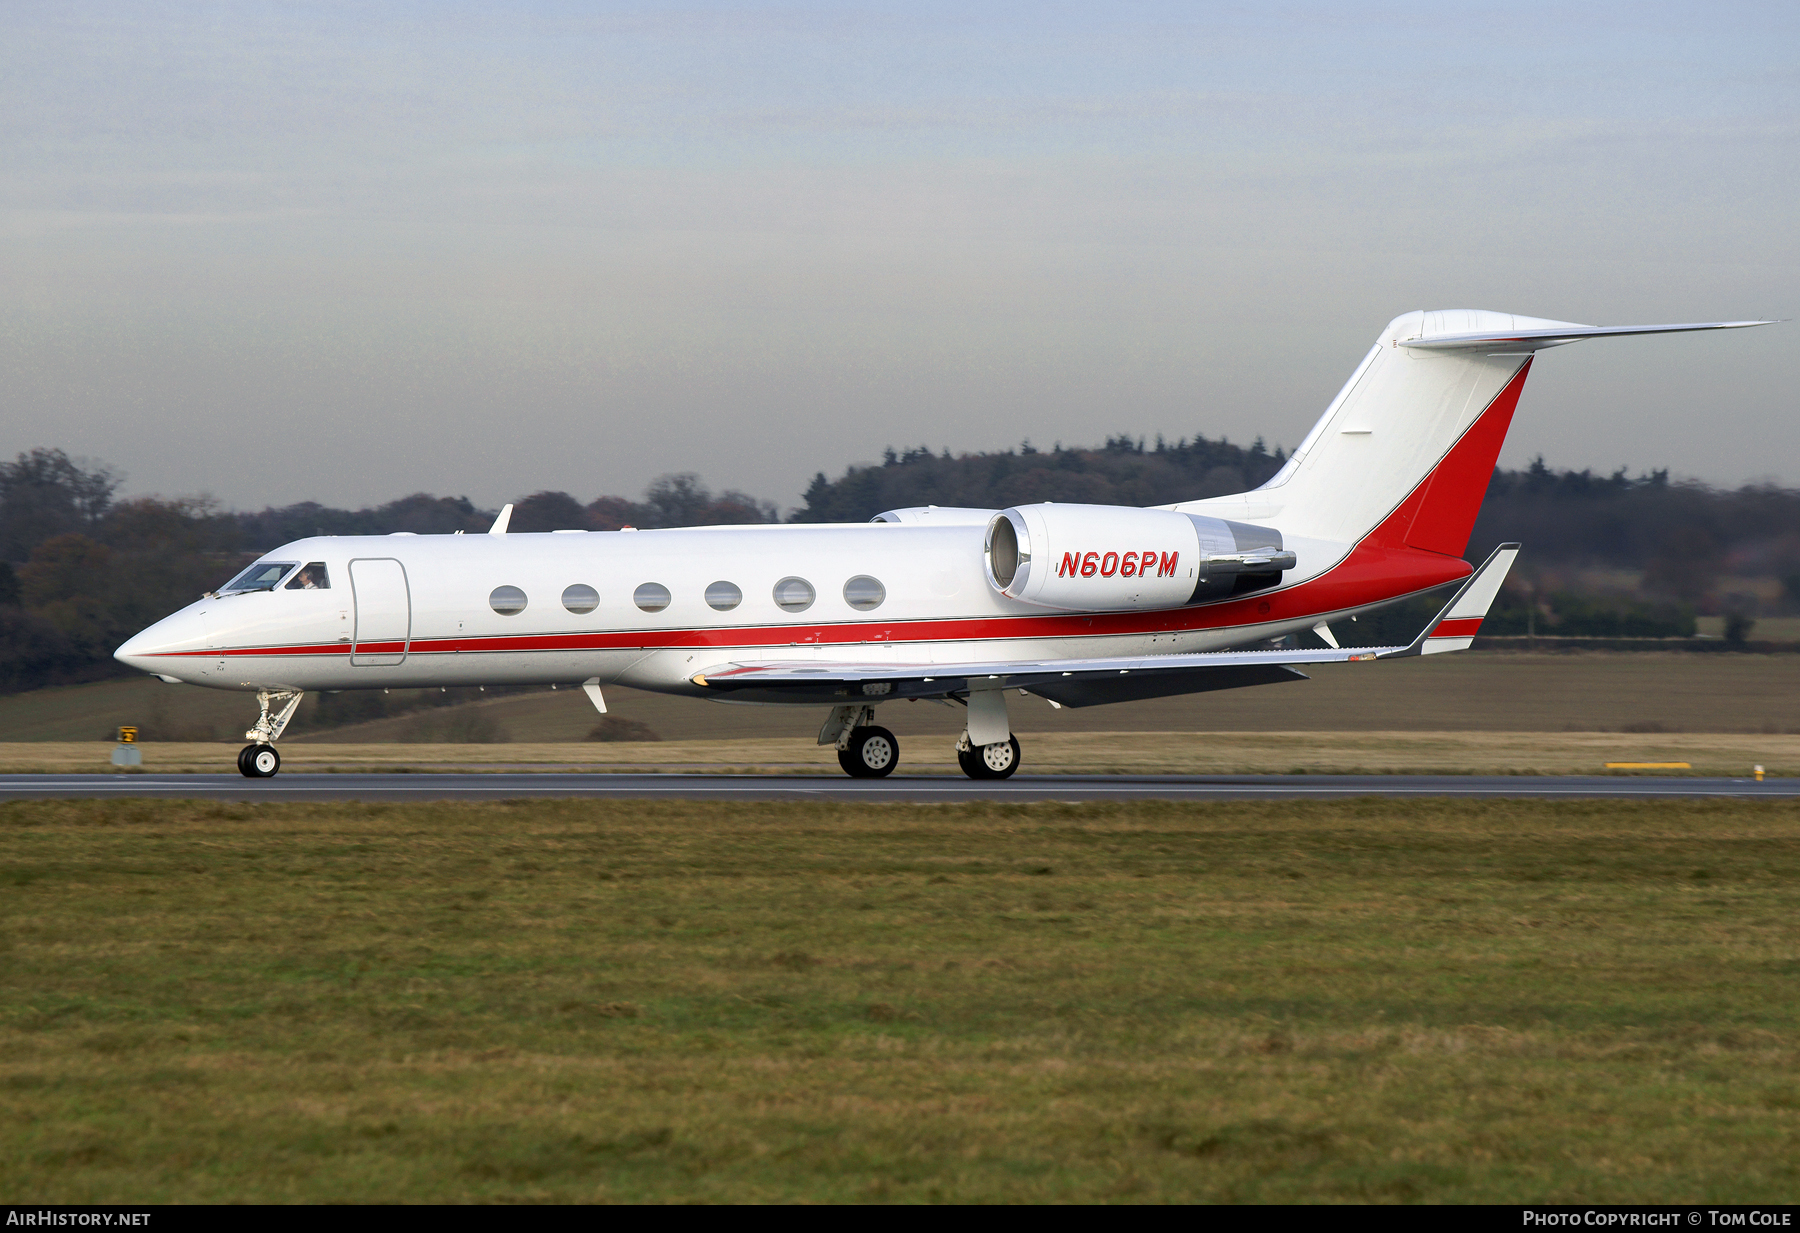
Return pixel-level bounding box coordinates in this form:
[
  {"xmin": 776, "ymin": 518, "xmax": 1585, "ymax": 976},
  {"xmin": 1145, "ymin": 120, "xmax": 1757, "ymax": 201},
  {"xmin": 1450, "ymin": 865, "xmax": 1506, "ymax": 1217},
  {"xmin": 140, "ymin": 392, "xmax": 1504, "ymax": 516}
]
[
  {"xmin": 956, "ymin": 732, "xmax": 1021, "ymax": 780},
  {"xmin": 839, "ymin": 725, "xmax": 899, "ymax": 778},
  {"xmin": 821, "ymin": 704, "xmax": 900, "ymax": 778},
  {"xmin": 237, "ymin": 689, "xmax": 302, "ymax": 779},
  {"xmin": 953, "ymin": 683, "xmax": 1020, "ymax": 779},
  {"xmin": 820, "ymin": 696, "xmax": 1023, "ymax": 780}
]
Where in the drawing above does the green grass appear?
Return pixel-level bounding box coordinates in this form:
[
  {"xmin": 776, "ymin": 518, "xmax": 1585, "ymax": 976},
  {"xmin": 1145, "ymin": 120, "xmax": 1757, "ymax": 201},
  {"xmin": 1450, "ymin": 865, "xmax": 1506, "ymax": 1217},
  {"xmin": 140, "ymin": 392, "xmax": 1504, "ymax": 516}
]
[{"xmin": 2, "ymin": 797, "xmax": 1797, "ymax": 1202}]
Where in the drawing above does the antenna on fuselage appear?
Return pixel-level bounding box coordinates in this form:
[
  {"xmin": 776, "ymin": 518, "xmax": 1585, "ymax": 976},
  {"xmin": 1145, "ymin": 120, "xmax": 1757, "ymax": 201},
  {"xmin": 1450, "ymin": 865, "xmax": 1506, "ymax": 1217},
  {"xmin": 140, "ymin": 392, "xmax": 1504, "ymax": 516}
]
[{"xmin": 488, "ymin": 504, "xmax": 514, "ymax": 536}]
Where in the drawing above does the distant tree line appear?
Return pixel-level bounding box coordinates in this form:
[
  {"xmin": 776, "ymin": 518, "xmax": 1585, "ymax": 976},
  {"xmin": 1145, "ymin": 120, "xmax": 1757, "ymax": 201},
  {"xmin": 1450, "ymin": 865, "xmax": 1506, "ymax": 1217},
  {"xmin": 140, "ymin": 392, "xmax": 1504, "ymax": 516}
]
[
  {"xmin": 237, "ymin": 473, "xmax": 777, "ymax": 544},
  {"xmin": 506, "ymin": 474, "xmax": 777, "ymax": 534},
  {"xmin": 0, "ymin": 451, "xmax": 241, "ymax": 693},
  {"xmin": 5, "ymin": 437, "xmax": 1800, "ymax": 694},
  {"xmin": 795, "ymin": 442, "xmax": 1795, "ymax": 640},
  {"xmin": 1469, "ymin": 457, "xmax": 1800, "ymax": 605},
  {"xmin": 0, "ymin": 451, "xmax": 776, "ymax": 693},
  {"xmin": 791, "ymin": 434, "xmax": 1287, "ymax": 522}
]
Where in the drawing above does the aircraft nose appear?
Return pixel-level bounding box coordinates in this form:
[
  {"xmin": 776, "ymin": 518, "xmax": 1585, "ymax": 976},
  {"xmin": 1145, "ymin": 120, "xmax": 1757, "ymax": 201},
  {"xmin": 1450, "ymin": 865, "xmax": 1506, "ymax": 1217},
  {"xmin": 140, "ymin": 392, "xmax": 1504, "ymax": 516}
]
[
  {"xmin": 115, "ymin": 607, "xmax": 212, "ymax": 679},
  {"xmin": 113, "ymin": 629, "xmax": 160, "ymax": 673}
]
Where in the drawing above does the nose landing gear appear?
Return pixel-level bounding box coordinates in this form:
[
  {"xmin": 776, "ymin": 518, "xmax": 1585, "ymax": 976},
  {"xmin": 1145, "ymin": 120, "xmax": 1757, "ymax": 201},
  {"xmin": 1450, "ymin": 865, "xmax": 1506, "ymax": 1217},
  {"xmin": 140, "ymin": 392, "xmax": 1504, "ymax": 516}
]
[
  {"xmin": 237, "ymin": 744, "xmax": 281, "ymax": 777},
  {"xmin": 238, "ymin": 689, "xmax": 302, "ymax": 779}
]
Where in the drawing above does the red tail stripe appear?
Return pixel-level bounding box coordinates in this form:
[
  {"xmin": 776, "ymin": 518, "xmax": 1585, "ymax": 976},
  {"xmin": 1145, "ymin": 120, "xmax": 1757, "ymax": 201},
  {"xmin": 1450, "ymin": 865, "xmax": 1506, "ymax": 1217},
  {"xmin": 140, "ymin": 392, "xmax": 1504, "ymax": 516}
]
[{"xmin": 1403, "ymin": 359, "xmax": 1533, "ymax": 557}]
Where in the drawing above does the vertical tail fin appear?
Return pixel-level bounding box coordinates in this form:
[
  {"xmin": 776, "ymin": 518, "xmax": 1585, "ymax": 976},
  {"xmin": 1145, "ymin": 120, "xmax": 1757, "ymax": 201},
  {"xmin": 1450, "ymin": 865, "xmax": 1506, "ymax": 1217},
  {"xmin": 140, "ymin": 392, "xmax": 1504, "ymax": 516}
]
[
  {"xmin": 1251, "ymin": 310, "xmax": 1538, "ymax": 555},
  {"xmin": 1179, "ymin": 311, "xmax": 1770, "ymax": 559}
]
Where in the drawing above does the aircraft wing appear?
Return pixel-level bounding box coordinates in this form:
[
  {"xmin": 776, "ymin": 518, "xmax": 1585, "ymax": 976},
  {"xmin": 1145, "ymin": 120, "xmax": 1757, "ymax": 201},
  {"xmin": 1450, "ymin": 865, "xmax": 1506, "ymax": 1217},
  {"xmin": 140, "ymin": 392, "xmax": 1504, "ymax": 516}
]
[
  {"xmin": 692, "ymin": 644, "xmax": 1394, "ymax": 708},
  {"xmin": 689, "ymin": 542, "xmax": 1521, "ymax": 708}
]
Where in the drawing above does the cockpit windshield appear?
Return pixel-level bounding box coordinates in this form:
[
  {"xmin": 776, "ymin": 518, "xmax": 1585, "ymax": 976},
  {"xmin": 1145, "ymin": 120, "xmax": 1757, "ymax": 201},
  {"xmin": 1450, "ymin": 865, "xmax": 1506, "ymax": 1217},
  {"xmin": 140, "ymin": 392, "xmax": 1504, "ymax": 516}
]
[{"xmin": 220, "ymin": 562, "xmax": 297, "ymax": 593}]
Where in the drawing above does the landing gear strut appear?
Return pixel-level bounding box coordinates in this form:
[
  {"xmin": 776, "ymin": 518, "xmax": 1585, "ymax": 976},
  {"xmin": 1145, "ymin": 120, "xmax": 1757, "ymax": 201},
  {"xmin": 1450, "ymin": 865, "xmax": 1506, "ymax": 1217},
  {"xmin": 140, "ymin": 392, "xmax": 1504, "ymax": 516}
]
[
  {"xmin": 956, "ymin": 731, "xmax": 1021, "ymax": 779},
  {"xmin": 238, "ymin": 690, "xmax": 302, "ymax": 779},
  {"xmin": 954, "ymin": 683, "xmax": 1020, "ymax": 779}
]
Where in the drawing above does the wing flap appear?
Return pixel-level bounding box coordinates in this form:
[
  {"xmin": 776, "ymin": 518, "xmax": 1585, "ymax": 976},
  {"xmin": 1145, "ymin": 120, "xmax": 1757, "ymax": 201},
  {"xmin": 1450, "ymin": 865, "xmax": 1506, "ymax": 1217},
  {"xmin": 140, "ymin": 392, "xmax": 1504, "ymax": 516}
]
[
  {"xmin": 1025, "ymin": 662, "xmax": 1310, "ymax": 707},
  {"xmin": 691, "ymin": 644, "xmax": 1398, "ymax": 705}
]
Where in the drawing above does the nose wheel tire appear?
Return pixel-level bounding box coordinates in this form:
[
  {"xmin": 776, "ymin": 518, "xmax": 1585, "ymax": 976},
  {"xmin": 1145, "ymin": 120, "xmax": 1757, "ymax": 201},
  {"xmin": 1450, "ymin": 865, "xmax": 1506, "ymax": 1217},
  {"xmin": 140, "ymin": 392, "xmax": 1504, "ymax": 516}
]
[
  {"xmin": 238, "ymin": 744, "xmax": 281, "ymax": 778},
  {"xmin": 958, "ymin": 736, "xmax": 1021, "ymax": 780},
  {"xmin": 838, "ymin": 726, "xmax": 899, "ymax": 778}
]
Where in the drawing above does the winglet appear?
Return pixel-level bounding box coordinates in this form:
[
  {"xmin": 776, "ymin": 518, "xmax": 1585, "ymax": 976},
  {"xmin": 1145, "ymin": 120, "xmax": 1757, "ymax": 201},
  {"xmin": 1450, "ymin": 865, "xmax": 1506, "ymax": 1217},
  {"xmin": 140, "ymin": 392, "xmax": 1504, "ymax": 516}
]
[
  {"xmin": 488, "ymin": 504, "xmax": 514, "ymax": 536},
  {"xmin": 1384, "ymin": 543, "xmax": 1520, "ymax": 658}
]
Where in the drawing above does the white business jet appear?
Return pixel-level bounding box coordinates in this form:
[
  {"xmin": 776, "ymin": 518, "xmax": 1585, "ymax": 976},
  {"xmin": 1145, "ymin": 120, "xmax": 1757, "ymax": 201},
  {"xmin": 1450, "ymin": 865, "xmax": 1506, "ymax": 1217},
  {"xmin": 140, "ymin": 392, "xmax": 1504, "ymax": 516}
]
[{"xmin": 116, "ymin": 310, "xmax": 1771, "ymax": 779}]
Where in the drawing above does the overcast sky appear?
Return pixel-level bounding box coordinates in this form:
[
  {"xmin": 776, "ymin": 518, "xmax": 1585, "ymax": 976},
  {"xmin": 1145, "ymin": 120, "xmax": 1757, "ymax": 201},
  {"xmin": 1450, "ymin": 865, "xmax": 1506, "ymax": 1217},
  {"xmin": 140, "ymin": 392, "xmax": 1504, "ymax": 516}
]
[{"xmin": 3, "ymin": 1, "xmax": 1794, "ymax": 512}]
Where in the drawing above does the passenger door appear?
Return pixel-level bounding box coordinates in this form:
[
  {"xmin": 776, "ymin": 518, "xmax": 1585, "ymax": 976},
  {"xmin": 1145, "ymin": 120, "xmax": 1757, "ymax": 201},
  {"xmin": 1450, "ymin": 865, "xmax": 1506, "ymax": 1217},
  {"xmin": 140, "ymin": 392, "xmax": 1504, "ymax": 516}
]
[{"xmin": 349, "ymin": 558, "xmax": 410, "ymax": 666}]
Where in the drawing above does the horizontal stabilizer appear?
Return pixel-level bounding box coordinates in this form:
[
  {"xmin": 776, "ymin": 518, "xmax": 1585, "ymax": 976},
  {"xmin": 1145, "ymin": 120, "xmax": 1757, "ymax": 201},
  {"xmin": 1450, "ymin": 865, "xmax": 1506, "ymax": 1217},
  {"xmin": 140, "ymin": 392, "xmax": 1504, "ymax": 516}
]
[{"xmin": 1399, "ymin": 320, "xmax": 1773, "ymax": 353}]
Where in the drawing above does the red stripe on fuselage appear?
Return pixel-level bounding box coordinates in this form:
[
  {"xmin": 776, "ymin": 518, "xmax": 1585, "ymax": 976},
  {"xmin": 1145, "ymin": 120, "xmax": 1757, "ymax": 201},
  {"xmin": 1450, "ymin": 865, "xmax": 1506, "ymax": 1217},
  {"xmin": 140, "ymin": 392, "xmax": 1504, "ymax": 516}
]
[
  {"xmin": 150, "ymin": 543, "xmax": 1473, "ymax": 660},
  {"xmin": 150, "ymin": 540, "xmax": 1470, "ymax": 661}
]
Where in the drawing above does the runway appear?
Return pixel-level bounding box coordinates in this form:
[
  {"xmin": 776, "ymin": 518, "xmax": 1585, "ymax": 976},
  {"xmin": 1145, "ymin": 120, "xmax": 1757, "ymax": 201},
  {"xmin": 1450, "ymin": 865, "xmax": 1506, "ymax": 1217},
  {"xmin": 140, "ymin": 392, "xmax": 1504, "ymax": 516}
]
[{"xmin": 0, "ymin": 772, "xmax": 1793, "ymax": 802}]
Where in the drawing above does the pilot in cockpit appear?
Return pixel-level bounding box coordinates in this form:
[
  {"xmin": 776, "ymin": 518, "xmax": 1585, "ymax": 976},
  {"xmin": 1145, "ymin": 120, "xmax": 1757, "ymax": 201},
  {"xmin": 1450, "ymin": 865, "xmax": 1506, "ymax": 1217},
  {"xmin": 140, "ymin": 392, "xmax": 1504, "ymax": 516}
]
[{"xmin": 285, "ymin": 563, "xmax": 330, "ymax": 591}]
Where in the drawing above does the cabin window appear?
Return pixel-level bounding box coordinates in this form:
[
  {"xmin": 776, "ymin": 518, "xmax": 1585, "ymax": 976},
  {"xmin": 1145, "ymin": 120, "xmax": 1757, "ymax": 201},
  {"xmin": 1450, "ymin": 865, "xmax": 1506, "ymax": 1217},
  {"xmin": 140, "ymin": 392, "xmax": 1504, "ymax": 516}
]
[
  {"xmin": 489, "ymin": 585, "xmax": 528, "ymax": 615},
  {"xmin": 562, "ymin": 584, "xmax": 599, "ymax": 614},
  {"xmin": 634, "ymin": 582, "xmax": 672, "ymax": 613},
  {"xmin": 843, "ymin": 575, "xmax": 885, "ymax": 611},
  {"xmin": 773, "ymin": 576, "xmax": 815, "ymax": 613},
  {"xmin": 285, "ymin": 563, "xmax": 331, "ymax": 590},
  {"xmin": 221, "ymin": 562, "xmax": 296, "ymax": 593},
  {"xmin": 705, "ymin": 581, "xmax": 742, "ymax": 611}
]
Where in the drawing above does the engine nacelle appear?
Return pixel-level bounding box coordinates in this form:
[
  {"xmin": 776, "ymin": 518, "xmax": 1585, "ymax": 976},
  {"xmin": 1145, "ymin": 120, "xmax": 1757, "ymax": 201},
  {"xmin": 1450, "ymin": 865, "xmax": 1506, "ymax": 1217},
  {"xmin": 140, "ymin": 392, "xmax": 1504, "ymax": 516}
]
[
  {"xmin": 870, "ymin": 506, "xmax": 998, "ymax": 526},
  {"xmin": 983, "ymin": 503, "xmax": 1294, "ymax": 612}
]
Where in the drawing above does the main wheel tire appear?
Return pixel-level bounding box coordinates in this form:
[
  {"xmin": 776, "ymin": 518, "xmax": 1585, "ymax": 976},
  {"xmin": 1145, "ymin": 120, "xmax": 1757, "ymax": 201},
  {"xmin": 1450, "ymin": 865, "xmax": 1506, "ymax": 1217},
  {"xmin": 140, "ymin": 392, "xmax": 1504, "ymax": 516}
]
[
  {"xmin": 241, "ymin": 744, "xmax": 280, "ymax": 778},
  {"xmin": 236, "ymin": 745, "xmax": 257, "ymax": 776},
  {"xmin": 982, "ymin": 736, "xmax": 1021, "ymax": 779},
  {"xmin": 961, "ymin": 736, "xmax": 1021, "ymax": 780},
  {"xmin": 838, "ymin": 726, "xmax": 899, "ymax": 778}
]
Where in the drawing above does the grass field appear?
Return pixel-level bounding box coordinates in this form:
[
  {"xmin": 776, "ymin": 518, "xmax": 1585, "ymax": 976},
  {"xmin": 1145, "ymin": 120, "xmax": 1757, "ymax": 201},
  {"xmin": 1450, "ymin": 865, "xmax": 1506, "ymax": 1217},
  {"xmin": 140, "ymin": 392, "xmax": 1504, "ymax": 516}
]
[
  {"xmin": 7, "ymin": 652, "xmax": 1800, "ymax": 746},
  {"xmin": 3, "ymin": 797, "xmax": 1797, "ymax": 1202},
  {"xmin": 4, "ymin": 730, "xmax": 1797, "ymax": 777}
]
